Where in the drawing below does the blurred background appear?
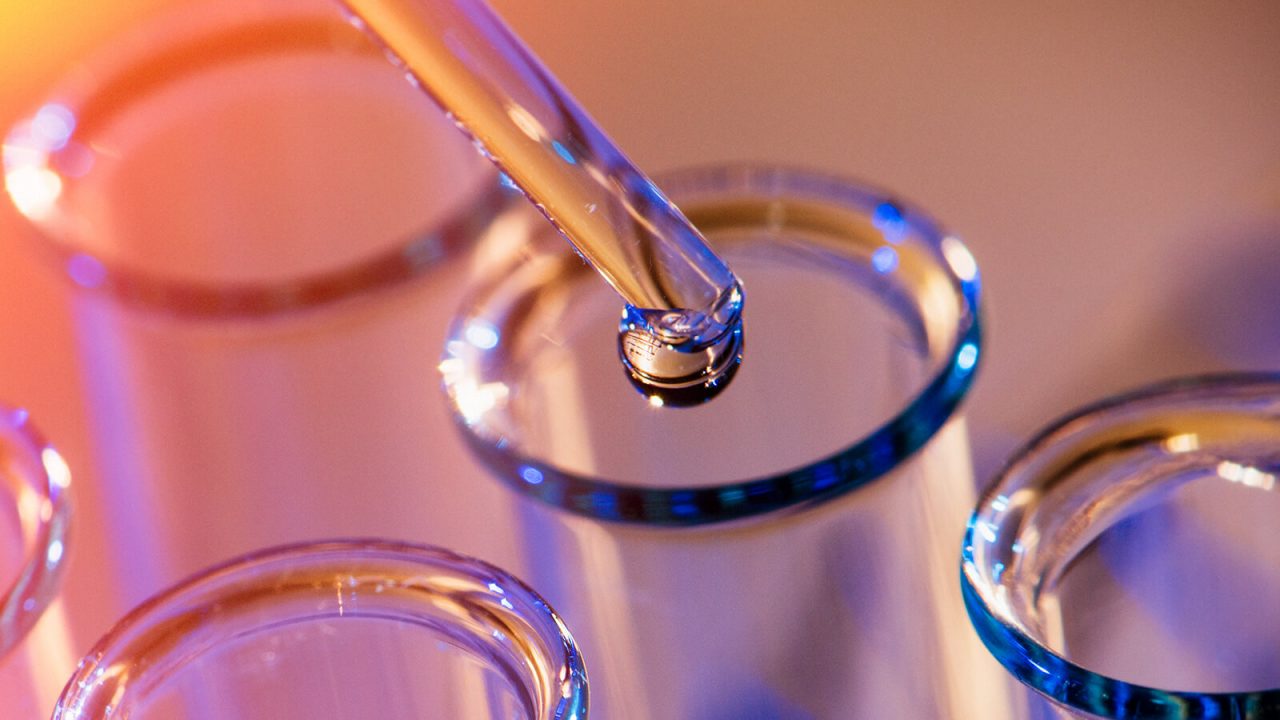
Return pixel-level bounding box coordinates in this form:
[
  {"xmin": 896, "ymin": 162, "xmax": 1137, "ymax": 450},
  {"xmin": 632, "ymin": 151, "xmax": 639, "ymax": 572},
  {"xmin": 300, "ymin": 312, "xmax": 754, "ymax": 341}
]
[{"xmin": 0, "ymin": 0, "xmax": 1277, "ymax": 716}]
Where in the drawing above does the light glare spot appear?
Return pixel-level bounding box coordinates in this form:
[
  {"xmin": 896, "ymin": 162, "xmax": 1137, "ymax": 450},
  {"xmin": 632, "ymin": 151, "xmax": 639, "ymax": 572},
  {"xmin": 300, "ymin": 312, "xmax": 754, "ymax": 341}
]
[
  {"xmin": 42, "ymin": 447, "xmax": 72, "ymax": 489},
  {"xmin": 1217, "ymin": 460, "xmax": 1276, "ymax": 491},
  {"xmin": 507, "ymin": 105, "xmax": 544, "ymax": 141},
  {"xmin": 941, "ymin": 236, "xmax": 979, "ymax": 282},
  {"xmin": 5, "ymin": 165, "xmax": 62, "ymax": 220},
  {"xmin": 452, "ymin": 381, "xmax": 508, "ymax": 425},
  {"xmin": 978, "ymin": 521, "xmax": 998, "ymax": 544},
  {"xmin": 2, "ymin": 134, "xmax": 44, "ymax": 171},
  {"xmin": 464, "ymin": 320, "xmax": 500, "ymax": 349},
  {"xmin": 31, "ymin": 104, "xmax": 76, "ymax": 151},
  {"xmin": 47, "ymin": 539, "xmax": 64, "ymax": 565}
]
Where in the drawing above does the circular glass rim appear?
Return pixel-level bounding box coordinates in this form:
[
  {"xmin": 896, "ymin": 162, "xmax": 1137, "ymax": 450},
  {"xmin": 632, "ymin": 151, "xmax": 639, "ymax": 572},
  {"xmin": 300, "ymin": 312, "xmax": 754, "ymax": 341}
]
[
  {"xmin": 53, "ymin": 538, "xmax": 588, "ymax": 720},
  {"xmin": 450, "ymin": 163, "xmax": 982, "ymax": 526},
  {"xmin": 961, "ymin": 372, "xmax": 1280, "ymax": 719},
  {"xmin": 1, "ymin": 3, "xmax": 507, "ymax": 318},
  {"xmin": 0, "ymin": 406, "xmax": 72, "ymax": 659}
]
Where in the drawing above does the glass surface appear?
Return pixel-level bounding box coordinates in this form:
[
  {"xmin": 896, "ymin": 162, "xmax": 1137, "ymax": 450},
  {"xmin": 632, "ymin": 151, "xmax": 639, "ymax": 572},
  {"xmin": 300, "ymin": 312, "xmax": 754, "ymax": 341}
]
[
  {"xmin": 53, "ymin": 539, "xmax": 588, "ymax": 720},
  {"xmin": 0, "ymin": 406, "xmax": 70, "ymax": 658},
  {"xmin": 445, "ymin": 165, "xmax": 1010, "ymax": 718},
  {"xmin": 2, "ymin": 0, "xmax": 499, "ymax": 315},
  {"xmin": 963, "ymin": 373, "xmax": 1280, "ymax": 719}
]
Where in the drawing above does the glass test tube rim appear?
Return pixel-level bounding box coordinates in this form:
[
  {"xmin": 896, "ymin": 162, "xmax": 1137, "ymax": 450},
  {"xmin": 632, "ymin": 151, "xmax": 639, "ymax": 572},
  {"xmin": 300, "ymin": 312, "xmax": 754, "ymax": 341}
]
[
  {"xmin": 0, "ymin": 406, "xmax": 72, "ymax": 658},
  {"xmin": 961, "ymin": 371, "xmax": 1280, "ymax": 718},
  {"xmin": 1, "ymin": 0, "xmax": 509, "ymax": 319},
  {"xmin": 444, "ymin": 162, "xmax": 983, "ymax": 527},
  {"xmin": 52, "ymin": 538, "xmax": 589, "ymax": 720}
]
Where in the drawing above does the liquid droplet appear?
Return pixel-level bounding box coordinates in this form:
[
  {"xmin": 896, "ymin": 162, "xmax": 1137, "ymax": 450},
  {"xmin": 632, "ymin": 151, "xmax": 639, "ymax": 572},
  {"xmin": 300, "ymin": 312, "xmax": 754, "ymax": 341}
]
[{"xmin": 617, "ymin": 305, "xmax": 744, "ymax": 407}]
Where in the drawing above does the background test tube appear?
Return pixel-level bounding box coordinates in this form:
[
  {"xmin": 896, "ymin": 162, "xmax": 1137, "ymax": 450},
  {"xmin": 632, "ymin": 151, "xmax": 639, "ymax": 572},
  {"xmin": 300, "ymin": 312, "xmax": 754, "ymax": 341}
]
[
  {"xmin": 963, "ymin": 374, "xmax": 1280, "ymax": 719},
  {"xmin": 0, "ymin": 406, "xmax": 72, "ymax": 717},
  {"xmin": 52, "ymin": 540, "xmax": 588, "ymax": 720},
  {"xmin": 0, "ymin": 4, "xmax": 530, "ymax": 715}
]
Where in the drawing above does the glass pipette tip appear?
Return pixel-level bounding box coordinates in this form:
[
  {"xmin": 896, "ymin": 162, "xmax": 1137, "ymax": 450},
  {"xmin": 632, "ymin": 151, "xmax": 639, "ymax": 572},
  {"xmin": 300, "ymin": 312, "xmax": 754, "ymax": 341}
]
[{"xmin": 340, "ymin": 0, "xmax": 744, "ymax": 404}]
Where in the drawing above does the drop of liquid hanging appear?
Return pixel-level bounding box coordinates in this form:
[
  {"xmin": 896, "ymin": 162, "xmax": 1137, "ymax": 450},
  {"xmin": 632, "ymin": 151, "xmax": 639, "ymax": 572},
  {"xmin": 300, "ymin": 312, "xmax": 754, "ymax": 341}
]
[{"xmin": 617, "ymin": 302, "xmax": 745, "ymax": 408}]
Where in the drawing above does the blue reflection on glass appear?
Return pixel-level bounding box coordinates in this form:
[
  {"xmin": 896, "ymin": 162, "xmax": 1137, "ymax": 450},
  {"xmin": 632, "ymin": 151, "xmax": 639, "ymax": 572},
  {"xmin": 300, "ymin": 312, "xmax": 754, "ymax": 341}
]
[
  {"xmin": 872, "ymin": 201, "xmax": 906, "ymax": 242},
  {"xmin": 957, "ymin": 342, "xmax": 978, "ymax": 372},
  {"xmin": 871, "ymin": 246, "xmax": 898, "ymax": 274},
  {"xmin": 551, "ymin": 140, "xmax": 576, "ymax": 165},
  {"xmin": 719, "ymin": 487, "xmax": 745, "ymax": 505},
  {"xmin": 519, "ymin": 465, "xmax": 544, "ymax": 485},
  {"xmin": 587, "ymin": 490, "xmax": 618, "ymax": 519},
  {"xmin": 671, "ymin": 491, "xmax": 698, "ymax": 517},
  {"xmin": 813, "ymin": 462, "xmax": 839, "ymax": 490}
]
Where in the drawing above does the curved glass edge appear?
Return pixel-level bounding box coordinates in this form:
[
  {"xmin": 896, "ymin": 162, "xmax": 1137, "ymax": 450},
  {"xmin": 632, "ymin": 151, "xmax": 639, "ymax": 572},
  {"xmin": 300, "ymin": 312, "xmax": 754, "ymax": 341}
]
[
  {"xmin": 467, "ymin": 320, "xmax": 978, "ymax": 527},
  {"xmin": 33, "ymin": 182, "xmax": 511, "ymax": 318},
  {"xmin": 52, "ymin": 538, "xmax": 587, "ymax": 720},
  {"xmin": 960, "ymin": 578, "xmax": 1280, "ymax": 720},
  {"xmin": 960, "ymin": 372, "xmax": 1280, "ymax": 720},
  {"xmin": 992, "ymin": 372, "xmax": 1280, "ymax": 471},
  {"xmin": 2, "ymin": 9, "xmax": 510, "ymax": 319},
  {"xmin": 454, "ymin": 164, "xmax": 982, "ymax": 527},
  {"xmin": 0, "ymin": 406, "xmax": 72, "ymax": 658}
]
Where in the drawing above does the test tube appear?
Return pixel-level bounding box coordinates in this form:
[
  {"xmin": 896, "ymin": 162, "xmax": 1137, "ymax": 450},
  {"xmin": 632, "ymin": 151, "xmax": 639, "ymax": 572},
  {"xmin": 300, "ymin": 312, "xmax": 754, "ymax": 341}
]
[
  {"xmin": 963, "ymin": 374, "xmax": 1280, "ymax": 719},
  {"xmin": 340, "ymin": 0, "xmax": 745, "ymax": 401},
  {"xmin": 442, "ymin": 164, "xmax": 1012, "ymax": 718},
  {"xmin": 2, "ymin": 0, "xmax": 523, "ymax": 609},
  {"xmin": 0, "ymin": 405, "xmax": 72, "ymax": 718},
  {"xmin": 0, "ymin": 405, "xmax": 70, "ymax": 658},
  {"xmin": 52, "ymin": 539, "xmax": 588, "ymax": 719}
]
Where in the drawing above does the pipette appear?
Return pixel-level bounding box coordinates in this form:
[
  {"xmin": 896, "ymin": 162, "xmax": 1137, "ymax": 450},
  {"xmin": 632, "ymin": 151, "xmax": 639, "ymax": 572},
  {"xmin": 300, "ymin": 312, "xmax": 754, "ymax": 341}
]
[{"xmin": 340, "ymin": 0, "xmax": 744, "ymax": 404}]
